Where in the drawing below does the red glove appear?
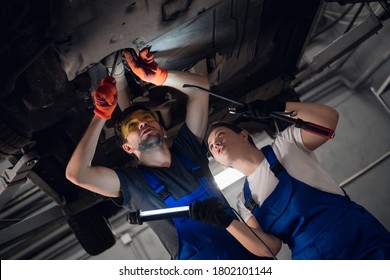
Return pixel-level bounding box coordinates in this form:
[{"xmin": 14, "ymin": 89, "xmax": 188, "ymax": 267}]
[
  {"xmin": 93, "ymin": 76, "xmax": 118, "ymax": 120},
  {"xmin": 123, "ymin": 47, "xmax": 167, "ymax": 86}
]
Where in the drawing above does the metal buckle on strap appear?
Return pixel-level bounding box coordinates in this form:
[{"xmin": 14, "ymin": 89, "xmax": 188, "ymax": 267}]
[
  {"xmin": 244, "ymin": 197, "xmax": 258, "ymax": 213},
  {"xmin": 271, "ymin": 162, "xmax": 284, "ymax": 177},
  {"xmin": 157, "ymin": 188, "xmax": 172, "ymax": 201}
]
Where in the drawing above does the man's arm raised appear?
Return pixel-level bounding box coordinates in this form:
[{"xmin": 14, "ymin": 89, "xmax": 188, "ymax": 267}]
[
  {"xmin": 123, "ymin": 47, "xmax": 210, "ymax": 142},
  {"xmin": 66, "ymin": 77, "xmax": 121, "ymax": 198},
  {"xmin": 163, "ymin": 70, "xmax": 210, "ymax": 142}
]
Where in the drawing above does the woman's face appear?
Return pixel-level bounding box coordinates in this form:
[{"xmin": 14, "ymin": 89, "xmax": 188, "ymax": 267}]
[{"xmin": 207, "ymin": 126, "xmax": 244, "ymax": 167}]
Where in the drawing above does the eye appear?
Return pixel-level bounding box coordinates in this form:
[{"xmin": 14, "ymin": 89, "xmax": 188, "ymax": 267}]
[
  {"xmin": 130, "ymin": 122, "xmax": 138, "ymax": 128},
  {"xmin": 125, "ymin": 119, "xmax": 138, "ymax": 130},
  {"xmin": 143, "ymin": 114, "xmax": 155, "ymax": 121},
  {"xmin": 216, "ymin": 131, "xmax": 224, "ymax": 138},
  {"xmin": 208, "ymin": 143, "xmax": 213, "ymax": 151}
]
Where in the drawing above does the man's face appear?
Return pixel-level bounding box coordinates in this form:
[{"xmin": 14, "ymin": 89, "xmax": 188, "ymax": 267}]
[
  {"xmin": 207, "ymin": 127, "xmax": 243, "ymax": 167},
  {"xmin": 121, "ymin": 110, "xmax": 165, "ymax": 153}
]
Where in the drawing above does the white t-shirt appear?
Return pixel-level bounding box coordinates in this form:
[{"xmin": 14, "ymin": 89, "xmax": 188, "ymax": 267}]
[{"xmin": 237, "ymin": 126, "xmax": 343, "ymax": 222}]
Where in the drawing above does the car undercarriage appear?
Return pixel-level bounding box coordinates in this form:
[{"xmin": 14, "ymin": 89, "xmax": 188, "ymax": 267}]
[{"xmin": 1, "ymin": 0, "xmax": 389, "ymax": 259}]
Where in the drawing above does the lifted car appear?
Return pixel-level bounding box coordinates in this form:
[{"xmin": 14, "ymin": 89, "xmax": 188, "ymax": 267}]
[{"xmin": 1, "ymin": 0, "xmax": 388, "ymax": 258}]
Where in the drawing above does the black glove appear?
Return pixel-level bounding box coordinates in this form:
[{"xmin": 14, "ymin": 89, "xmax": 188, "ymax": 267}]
[
  {"xmin": 247, "ymin": 99, "xmax": 286, "ymax": 118},
  {"xmin": 190, "ymin": 197, "xmax": 234, "ymax": 228}
]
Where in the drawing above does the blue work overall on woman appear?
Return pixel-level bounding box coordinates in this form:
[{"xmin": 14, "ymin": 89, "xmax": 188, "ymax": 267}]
[
  {"xmin": 142, "ymin": 153, "xmax": 266, "ymax": 260},
  {"xmin": 244, "ymin": 145, "xmax": 390, "ymax": 259}
]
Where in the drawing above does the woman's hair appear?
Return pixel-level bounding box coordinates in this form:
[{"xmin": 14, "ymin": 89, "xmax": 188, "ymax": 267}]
[{"xmin": 205, "ymin": 121, "xmax": 257, "ymax": 157}]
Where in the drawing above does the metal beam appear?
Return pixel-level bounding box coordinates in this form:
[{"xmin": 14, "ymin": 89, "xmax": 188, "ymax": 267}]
[
  {"xmin": 0, "ymin": 206, "xmax": 66, "ymax": 248},
  {"xmin": 293, "ymin": 8, "xmax": 383, "ymax": 86}
]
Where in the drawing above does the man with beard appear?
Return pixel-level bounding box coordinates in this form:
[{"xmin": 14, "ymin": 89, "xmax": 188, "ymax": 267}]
[{"xmin": 66, "ymin": 47, "xmax": 270, "ymax": 260}]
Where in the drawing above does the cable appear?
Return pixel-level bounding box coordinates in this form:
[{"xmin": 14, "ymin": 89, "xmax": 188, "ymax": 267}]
[
  {"xmin": 127, "ymin": 204, "xmax": 279, "ymax": 259},
  {"xmin": 310, "ymin": 4, "xmax": 354, "ymax": 41},
  {"xmin": 229, "ymin": 207, "xmax": 278, "ymax": 260},
  {"xmin": 344, "ymin": 3, "xmax": 365, "ymax": 34},
  {"xmin": 109, "ymin": 51, "xmax": 120, "ymax": 76}
]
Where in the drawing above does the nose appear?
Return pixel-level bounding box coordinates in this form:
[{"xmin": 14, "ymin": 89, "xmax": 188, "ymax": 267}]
[
  {"xmin": 211, "ymin": 141, "xmax": 221, "ymax": 152},
  {"xmin": 139, "ymin": 121, "xmax": 148, "ymax": 129}
]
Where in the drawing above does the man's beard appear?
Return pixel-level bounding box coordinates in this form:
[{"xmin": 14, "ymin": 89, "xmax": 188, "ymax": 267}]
[{"xmin": 138, "ymin": 134, "xmax": 164, "ymax": 152}]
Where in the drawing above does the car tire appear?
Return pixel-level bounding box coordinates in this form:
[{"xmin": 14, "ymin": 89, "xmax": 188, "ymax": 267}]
[{"xmin": 67, "ymin": 206, "xmax": 116, "ymax": 256}]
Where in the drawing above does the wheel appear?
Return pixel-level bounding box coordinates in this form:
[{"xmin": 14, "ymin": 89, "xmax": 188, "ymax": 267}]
[{"xmin": 66, "ymin": 206, "xmax": 116, "ymax": 256}]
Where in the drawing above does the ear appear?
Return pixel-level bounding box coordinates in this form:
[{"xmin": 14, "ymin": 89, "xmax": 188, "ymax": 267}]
[
  {"xmin": 122, "ymin": 143, "xmax": 135, "ymax": 154},
  {"xmin": 162, "ymin": 127, "xmax": 168, "ymax": 138},
  {"xmin": 240, "ymin": 130, "xmax": 249, "ymax": 142}
]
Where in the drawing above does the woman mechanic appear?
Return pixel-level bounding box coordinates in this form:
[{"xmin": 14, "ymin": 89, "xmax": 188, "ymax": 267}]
[{"xmin": 190, "ymin": 100, "xmax": 390, "ymax": 259}]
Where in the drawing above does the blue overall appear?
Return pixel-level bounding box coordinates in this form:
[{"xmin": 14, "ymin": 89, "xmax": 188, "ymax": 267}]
[
  {"xmin": 244, "ymin": 145, "xmax": 390, "ymax": 259},
  {"xmin": 142, "ymin": 153, "xmax": 262, "ymax": 260}
]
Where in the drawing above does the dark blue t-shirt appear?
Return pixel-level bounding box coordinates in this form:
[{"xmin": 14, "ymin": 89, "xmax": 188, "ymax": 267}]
[{"xmin": 113, "ymin": 124, "xmax": 218, "ymax": 259}]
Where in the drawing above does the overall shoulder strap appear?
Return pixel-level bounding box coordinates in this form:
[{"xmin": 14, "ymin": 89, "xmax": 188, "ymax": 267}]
[
  {"xmin": 243, "ymin": 179, "xmax": 258, "ymax": 212},
  {"xmin": 141, "ymin": 168, "xmax": 171, "ymax": 201},
  {"xmin": 261, "ymin": 145, "xmax": 285, "ymax": 177},
  {"xmin": 176, "ymin": 152, "xmax": 203, "ymax": 179},
  {"xmin": 140, "ymin": 152, "xmax": 201, "ymax": 202}
]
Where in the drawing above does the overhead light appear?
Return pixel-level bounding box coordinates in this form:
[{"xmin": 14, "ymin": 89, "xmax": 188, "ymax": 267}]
[{"xmin": 213, "ymin": 168, "xmax": 245, "ymax": 190}]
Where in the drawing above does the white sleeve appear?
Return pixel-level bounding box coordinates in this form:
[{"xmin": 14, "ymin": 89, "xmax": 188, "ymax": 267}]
[
  {"xmin": 277, "ymin": 126, "xmax": 312, "ymax": 153},
  {"xmin": 236, "ymin": 191, "xmax": 254, "ymax": 223},
  {"xmin": 273, "ymin": 126, "xmax": 343, "ymax": 195}
]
